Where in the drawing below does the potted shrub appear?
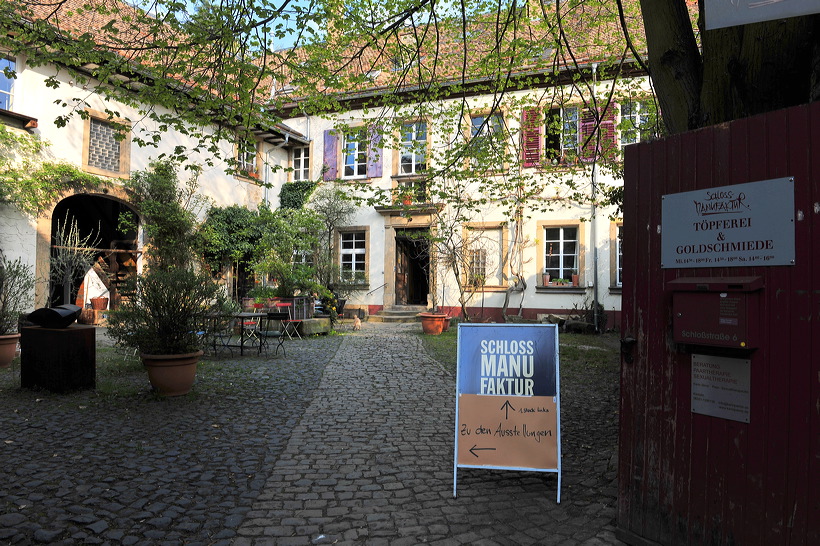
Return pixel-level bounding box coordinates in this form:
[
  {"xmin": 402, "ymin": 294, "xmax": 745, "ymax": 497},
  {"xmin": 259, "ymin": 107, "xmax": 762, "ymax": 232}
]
[
  {"xmin": 107, "ymin": 268, "xmax": 232, "ymax": 395},
  {"xmin": 0, "ymin": 255, "xmax": 36, "ymax": 368},
  {"xmin": 107, "ymin": 159, "xmax": 225, "ymax": 396}
]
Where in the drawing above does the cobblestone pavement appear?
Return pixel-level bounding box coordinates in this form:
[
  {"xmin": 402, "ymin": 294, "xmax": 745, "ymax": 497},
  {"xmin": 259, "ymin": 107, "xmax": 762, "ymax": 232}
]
[{"xmin": 0, "ymin": 321, "xmax": 622, "ymax": 545}]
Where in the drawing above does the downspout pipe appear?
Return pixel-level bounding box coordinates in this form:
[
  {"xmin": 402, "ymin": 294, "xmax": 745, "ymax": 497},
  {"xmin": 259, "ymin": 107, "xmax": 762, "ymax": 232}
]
[
  {"xmin": 264, "ymin": 147, "xmax": 276, "ymax": 207},
  {"xmin": 591, "ymin": 62, "xmax": 600, "ymax": 332}
]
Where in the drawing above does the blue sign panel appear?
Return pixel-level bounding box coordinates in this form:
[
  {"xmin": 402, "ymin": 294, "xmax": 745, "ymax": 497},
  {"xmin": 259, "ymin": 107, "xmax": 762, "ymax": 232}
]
[
  {"xmin": 457, "ymin": 324, "xmax": 557, "ymax": 397},
  {"xmin": 454, "ymin": 323, "xmax": 561, "ymax": 503}
]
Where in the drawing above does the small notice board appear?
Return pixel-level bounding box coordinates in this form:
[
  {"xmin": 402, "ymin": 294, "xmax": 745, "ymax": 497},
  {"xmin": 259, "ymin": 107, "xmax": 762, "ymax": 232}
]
[{"xmin": 453, "ymin": 323, "xmax": 561, "ymax": 502}]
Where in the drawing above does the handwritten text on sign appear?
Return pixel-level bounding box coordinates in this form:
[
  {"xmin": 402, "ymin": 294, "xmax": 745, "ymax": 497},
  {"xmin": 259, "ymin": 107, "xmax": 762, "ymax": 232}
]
[
  {"xmin": 457, "ymin": 394, "xmax": 557, "ymax": 468},
  {"xmin": 661, "ymin": 177, "xmax": 795, "ymax": 269}
]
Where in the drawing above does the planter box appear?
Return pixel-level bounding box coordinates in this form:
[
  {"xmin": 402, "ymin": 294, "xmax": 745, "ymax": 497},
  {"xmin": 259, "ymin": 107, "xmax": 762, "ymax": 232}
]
[{"xmin": 20, "ymin": 325, "xmax": 96, "ymax": 393}]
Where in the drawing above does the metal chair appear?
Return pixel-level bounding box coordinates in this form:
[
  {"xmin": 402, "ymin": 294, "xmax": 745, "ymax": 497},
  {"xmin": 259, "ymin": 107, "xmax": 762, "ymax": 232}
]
[
  {"xmin": 240, "ymin": 305, "xmax": 265, "ymax": 349},
  {"xmin": 258, "ymin": 311, "xmax": 288, "ymax": 356},
  {"xmin": 210, "ymin": 315, "xmax": 236, "ymax": 357},
  {"xmin": 281, "ymin": 304, "xmax": 303, "ymax": 340}
]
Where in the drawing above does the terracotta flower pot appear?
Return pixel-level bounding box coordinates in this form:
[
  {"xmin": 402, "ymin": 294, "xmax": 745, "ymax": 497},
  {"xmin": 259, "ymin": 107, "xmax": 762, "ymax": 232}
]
[
  {"xmin": 140, "ymin": 350, "xmax": 203, "ymax": 396},
  {"xmin": 419, "ymin": 313, "xmax": 448, "ymax": 335},
  {"xmin": 0, "ymin": 333, "xmax": 20, "ymax": 368},
  {"xmin": 90, "ymin": 297, "xmax": 109, "ymax": 310}
]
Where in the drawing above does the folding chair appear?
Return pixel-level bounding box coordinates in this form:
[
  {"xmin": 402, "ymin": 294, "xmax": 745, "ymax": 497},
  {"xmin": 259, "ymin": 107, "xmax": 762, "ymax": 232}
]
[
  {"xmin": 282, "ymin": 304, "xmax": 303, "ymax": 340},
  {"xmin": 258, "ymin": 311, "xmax": 288, "ymax": 356},
  {"xmin": 210, "ymin": 315, "xmax": 236, "ymax": 357},
  {"xmin": 240, "ymin": 307, "xmax": 264, "ymax": 351}
]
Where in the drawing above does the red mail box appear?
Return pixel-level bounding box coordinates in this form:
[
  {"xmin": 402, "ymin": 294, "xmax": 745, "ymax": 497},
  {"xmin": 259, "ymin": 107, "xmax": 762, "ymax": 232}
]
[{"xmin": 669, "ymin": 277, "xmax": 763, "ymax": 349}]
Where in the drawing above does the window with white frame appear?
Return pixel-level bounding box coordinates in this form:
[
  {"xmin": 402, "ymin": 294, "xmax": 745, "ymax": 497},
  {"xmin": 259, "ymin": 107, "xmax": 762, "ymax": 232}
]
[
  {"xmin": 292, "ymin": 146, "xmax": 310, "ymax": 181},
  {"xmin": 343, "ymin": 129, "xmax": 368, "ymax": 178},
  {"xmin": 340, "ymin": 231, "xmax": 366, "ymax": 280},
  {"xmin": 544, "ymin": 226, "xmax": 578, "ymax": 281},
  {"xmin": 0, "ymin": 56, "xmax": 14, "ymax": 111},
  {"xmin": 620, "ymin": 100, "xmax": 656, "ymax": 146},
  {"xmin": 293, "ymin": 248, "xmax": 314, "ymax": 268},
  {"xmin": 399, "ymin": 121, "xmax": 427, "ymax": 175},
  {"xmin": 237, "ymin": 139, "xmax": 259, "ymax": 177},
  {"xmin": 545, "ymin": 107, "xmax": 579, "ymax": 162}
]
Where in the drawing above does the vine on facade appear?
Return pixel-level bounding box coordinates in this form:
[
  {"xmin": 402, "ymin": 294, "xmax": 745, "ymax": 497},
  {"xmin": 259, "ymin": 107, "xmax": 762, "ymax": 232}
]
[{"xmin": 0, "ymin": 125, "xmax": 103, "ymax": 217}]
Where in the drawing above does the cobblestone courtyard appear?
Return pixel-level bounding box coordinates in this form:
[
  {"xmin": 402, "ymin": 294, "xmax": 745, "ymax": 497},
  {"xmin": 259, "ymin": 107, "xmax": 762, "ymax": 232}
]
[{"xmin": 0, "ymin": 322, "xmax": 621, "ymax": 545}]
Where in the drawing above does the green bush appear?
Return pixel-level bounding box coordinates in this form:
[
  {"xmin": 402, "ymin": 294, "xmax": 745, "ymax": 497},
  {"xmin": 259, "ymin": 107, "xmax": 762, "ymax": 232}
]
[
  {"xmin": 107, "ymin": 268, "xmax": 234, "ymax": 355},
  {"xmin": 0, "ymin": 255, "xmax": 35, "ymax": 335}
]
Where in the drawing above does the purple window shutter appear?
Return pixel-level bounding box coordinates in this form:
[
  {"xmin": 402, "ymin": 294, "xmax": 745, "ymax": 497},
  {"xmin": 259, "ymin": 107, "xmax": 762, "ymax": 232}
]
[
  {"xmin": 367, "ymin": 126, "xmax": 383, "ymax": 179},
  {"xmin": 521, "ymin": 108, "xmax": 542, "ymax": 168},
  {"xmin": 323, "ymin": 130, "xmax": 338, "ymax": 180}
]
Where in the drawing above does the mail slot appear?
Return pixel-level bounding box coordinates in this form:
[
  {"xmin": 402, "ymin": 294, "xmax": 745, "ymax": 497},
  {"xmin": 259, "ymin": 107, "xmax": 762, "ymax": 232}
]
[{"xmin": 669, "ymin": 276, "xmax": 763, "ymax": 349}]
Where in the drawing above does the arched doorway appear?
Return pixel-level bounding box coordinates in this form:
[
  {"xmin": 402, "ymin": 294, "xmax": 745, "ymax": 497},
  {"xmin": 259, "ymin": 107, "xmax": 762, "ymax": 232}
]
[{"xmin": 49, "ymin": 195, "xmax": 139, "ymax": 308}]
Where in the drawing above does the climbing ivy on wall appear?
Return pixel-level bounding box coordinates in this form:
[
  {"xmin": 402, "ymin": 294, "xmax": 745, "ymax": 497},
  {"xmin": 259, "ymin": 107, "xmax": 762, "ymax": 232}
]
[
  {"xmin": 0, "ymin": 125, "xmax": 102, "ymax": 217},
  {"xmin": 279, "ymin": 181, "xmax": 317, "ymax": 209}
]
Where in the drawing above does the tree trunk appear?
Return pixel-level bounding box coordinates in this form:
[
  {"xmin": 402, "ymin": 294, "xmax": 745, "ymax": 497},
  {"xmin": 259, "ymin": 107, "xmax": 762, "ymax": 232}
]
[
  {"xmin": 639, "ymin": 0, "xmax": 703, "ymax": 133},
  {"xmin": 641, "ymin": 1, "xmax": 820, "ymax": 133},
  {"xmin": 700, "ymin": 16, "xmax": 819, "ymax": 126}
]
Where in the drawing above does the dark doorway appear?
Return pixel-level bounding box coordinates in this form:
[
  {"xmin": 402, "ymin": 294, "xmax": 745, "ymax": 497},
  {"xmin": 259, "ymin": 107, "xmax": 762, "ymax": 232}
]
[
  {"xmin": 50, "ymin": 195, "xmax": 139, "ymax": 307},
  {"xmin": 395, "ymin": 228, "xmax": 429, "ymax": 306}
]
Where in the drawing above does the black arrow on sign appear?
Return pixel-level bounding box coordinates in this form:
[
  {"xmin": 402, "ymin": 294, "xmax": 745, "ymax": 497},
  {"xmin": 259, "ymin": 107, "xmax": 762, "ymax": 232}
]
[
  {"xmin": 500, "ymin": 400, "xmax": 515, "ymax": 419},
  {"xmin": 469, "ymin": 445, "xmax": 497, "ymax": 457}
]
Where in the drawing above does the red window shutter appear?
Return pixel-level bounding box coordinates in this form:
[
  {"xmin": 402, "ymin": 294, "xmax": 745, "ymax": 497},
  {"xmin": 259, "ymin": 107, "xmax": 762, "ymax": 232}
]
[
  {"xmin": 599, "ymin": 103, "xmax": 617, "ymax": 159},
  {"xmin": 580, "ymin": 104, "xmax": 618, "ymax": 162},
  {"xmin": 521, "ymin": 108, "xmax": 542, "ymax": 168},
  {"xmin": 367, "ymin": 125, "xmax": 383, "ymax": 179},
  {"xmin": 323, "ymin": 130, "xmax": 338, "ymax": 180},
  {"xmin": 580, "ymin": 108, "xmax": 597, "ymax": 162}
]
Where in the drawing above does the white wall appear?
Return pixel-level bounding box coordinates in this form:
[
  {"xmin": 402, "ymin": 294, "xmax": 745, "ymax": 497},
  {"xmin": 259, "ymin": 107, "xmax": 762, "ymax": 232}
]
[{"xmin": 12, "ymin": 55, "xmax": 285, "ymax": 212}]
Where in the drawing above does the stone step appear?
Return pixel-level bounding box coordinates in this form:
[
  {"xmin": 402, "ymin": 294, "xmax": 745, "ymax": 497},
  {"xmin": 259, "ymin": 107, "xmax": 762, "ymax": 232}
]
[
  {"xmin": 368, "ymin": 314, "xmax": 420, "ymax": 323},
  {"xmin": 376, "ymin": 306, "xmax": 427, "ymax": 317},
  {"xmin": 368, "ymin": 305, "xmax": 428, "ymax": 323}
]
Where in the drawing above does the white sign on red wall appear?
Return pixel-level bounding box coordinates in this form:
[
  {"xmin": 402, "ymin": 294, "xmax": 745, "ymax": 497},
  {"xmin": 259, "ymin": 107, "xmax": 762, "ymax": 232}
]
[
  {"xmin": 660, "ymin": 177, "xmax": 795, "ymax": 269},
  {"xmin": 705, "ymin": 0, "xmax": 820, "ymax": 31}
]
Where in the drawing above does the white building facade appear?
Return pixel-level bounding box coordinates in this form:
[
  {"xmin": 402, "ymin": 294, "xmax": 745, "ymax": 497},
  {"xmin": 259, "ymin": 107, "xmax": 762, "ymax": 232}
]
[
  {"xmin": 275, "ymin": 78, "xmax": 651, "ymax": 327},
  {"xmin": 0, "ymin": 50, "xmax": 303, "ymax": 309}
]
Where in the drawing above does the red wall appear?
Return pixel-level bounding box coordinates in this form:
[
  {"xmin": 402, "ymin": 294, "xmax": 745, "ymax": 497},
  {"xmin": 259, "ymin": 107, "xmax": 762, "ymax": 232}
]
[{"xmin": 618, "ymin": 103, "xmax": 819, "ymax": 544}]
